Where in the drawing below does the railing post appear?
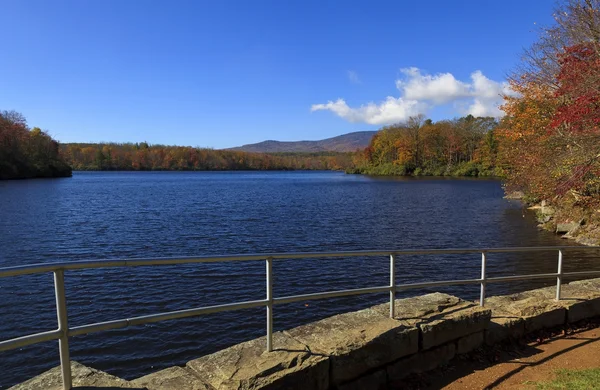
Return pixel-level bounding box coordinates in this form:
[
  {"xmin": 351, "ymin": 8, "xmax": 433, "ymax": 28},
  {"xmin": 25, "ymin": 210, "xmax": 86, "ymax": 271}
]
[
  {"xmin": 480, "ymin": 252, "xmax": 487, "ymax": 307},
  {"xmin": 389, "ymin": 254, "xmax": 396, "ymax": 318},
  {"xmin": 266, "ymin": 257, "xmax": 273, "ymax": 352},
  {"xmin": 54, "ymin": 270, "xmax": 72, "ymax": 390},
  {"xmin": 556, "ymin": 250, "xmax": 563, "ymax": 301}
]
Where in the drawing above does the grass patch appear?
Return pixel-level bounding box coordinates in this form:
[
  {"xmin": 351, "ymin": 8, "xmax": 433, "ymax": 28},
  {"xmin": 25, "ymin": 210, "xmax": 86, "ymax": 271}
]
[{"xmin": 531, "ymin": 368, "xmax": 600, "ymax": 389}]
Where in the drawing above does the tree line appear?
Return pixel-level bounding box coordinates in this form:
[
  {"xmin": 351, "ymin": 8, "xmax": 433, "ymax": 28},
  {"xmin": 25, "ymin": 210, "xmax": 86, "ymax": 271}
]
[{"xmin": 60, "ymin": 142, "xmax": 354, "ymax": 171}]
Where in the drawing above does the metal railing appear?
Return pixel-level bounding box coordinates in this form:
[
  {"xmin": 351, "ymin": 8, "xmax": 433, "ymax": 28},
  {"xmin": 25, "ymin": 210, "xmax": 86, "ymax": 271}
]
[{"xmin": 1, "ymin": 246, "xmax": 600, "ymax": 390}]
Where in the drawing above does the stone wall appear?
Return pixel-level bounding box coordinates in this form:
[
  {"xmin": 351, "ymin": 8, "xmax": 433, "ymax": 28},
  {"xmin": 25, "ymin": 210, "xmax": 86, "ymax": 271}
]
[{"xmin": 10, "ymin": 278, "xmax": 600, "ymax": 390}]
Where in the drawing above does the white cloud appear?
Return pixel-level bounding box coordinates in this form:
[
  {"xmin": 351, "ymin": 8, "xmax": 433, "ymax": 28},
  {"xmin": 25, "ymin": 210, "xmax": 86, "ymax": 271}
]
[
  {"xmin": 347, "ymin": 70, "xmax": 361, "ymax": 84},
  {"xmin": 396, "ymin": 67, "xmax": 470, "ymax": 104},
  {"xmin": 312, "ymin": 68, "xmax": 514, "ymax": 125},
  {"xmin": 311, "ymin": 97, "xmax": 427, "ymax": 125}
]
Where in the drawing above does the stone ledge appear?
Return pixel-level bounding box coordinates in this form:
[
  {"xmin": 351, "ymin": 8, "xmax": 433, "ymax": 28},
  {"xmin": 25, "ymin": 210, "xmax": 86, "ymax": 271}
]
[
  {"xmin": 373, "ymin": 292, "xmax": 491, "ymax": 350},
  {"xmin": 485, "ymin": 292, "xmax": 566, "ymax": 333},
  {"xmin": 285, "ymin": 306, "xmax": 418, "ymax": 386},
  {"xmin": 186, "ymin": 331, "xmax": 329, "ymax": 390},
  {"xmin": 12, "ymin": 279, "xmax": 600, "ymax": 390}
]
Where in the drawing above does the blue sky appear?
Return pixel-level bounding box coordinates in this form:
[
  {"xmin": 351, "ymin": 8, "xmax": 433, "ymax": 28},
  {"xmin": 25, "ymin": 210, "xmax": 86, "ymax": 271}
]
[{"xmin": 1, "ymin": 0, "xmax": 555, "ymax": 148}]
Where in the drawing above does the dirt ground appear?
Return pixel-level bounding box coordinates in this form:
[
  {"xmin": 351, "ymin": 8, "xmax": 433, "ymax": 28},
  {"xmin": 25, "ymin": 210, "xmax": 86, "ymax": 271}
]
[{"xmin": 399, "ymin": 322, "xmax": 600, "ymax": 389}]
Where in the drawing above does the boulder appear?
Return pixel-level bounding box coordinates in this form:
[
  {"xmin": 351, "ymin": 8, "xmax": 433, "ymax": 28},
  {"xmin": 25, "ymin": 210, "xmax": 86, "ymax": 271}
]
[
  {"xmin": 556, "ymin": 221, "xmax": 580, "ymax": 234},
  {"xmin": 285, "ymin": 306, "xmax": 418, "ymax": 386},
  {"xmin": 186, "ymin": 331, "xmax": 329, "ymax": 390}
]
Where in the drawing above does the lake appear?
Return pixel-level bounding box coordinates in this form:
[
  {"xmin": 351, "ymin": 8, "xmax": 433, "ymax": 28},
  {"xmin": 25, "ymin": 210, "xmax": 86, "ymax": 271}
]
[{"xmin": 0, "ymin": 171, "xmax": 597, "ymax": 388}]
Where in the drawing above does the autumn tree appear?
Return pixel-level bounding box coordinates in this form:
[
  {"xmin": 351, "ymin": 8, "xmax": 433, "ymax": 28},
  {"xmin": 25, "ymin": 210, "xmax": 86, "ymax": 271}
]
[
  {"xmin": 500, "ymin": 0, "xmax": 600, "ymax": 206},
  {"xmin": 0, "ymin": 111, "xmax": 71, "ymax": 180}
]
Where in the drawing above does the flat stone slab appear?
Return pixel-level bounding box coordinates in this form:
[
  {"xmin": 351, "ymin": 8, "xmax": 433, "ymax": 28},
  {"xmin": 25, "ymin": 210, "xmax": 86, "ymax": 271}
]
[
  {"xmin": 8, "ymin": 361, "xmax": 136, "ymax": 390},
  {"xmin": 284, "ymin": 306, "xmax": 418, "ymax": 386},
  {"xmin": 186, "ymin": 331, "xmax": 329, "ymax": 390},
  {"xmin": 132, "ymin": 366, "xmax": 211, "ymax": 390},
  {"xmin": 373, "ymin": 293, "xmax": 491, "ymax": 350},
  {"xmin": 485, "ymin": 290, "xmax": 566, "ymax": 333}
]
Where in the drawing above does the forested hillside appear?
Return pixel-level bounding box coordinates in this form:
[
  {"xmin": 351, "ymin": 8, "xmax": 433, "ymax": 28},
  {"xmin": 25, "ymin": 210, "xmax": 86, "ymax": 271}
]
[
  {"xmin": 61, "ymin": 143, "xmax": 354, "ymax": 171},
  {"xmin": 229, "ymin": 131, "xmax": 377, "ymax": 153},
  {"xmin": 0, "ymin": 111, "xmax": 71, "ymax": 180}
]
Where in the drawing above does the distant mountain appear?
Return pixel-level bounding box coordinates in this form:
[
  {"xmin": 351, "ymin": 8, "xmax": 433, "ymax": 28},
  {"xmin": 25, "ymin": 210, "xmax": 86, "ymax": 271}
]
[{"xmin": 228, "ymin": 131, "xmax": 377, "ymax": 153}]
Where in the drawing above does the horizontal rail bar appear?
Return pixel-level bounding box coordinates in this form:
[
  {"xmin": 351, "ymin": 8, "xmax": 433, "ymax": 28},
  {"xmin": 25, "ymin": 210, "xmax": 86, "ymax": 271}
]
[
  {"xmin": 395, "ymin": 278, "xmax": 481, "ymax": 290},
  {"xmin": 274, "ymin": 286, "xmax": 390, "ymax": 305},
  {"xmin": 69, "ymin": 299, "xmax": 268, "ymax": 337},
  {"xmin": 2, "ymin": 246, "xmax": 599, "ymax": 278},
  {"xmin": 68, "ymin": 319, "xmax": 130, "ymax": 337},
  {"xmin": 487, "ymin": 273, "xmax": 558, "ymax": 283},
  {"xmin": 562, "ymin": 270, "xmax": 600, "ymax": 278},
  {"xmin": 0, "ymin": 329, "xmax": 62, "ymax": 352}
]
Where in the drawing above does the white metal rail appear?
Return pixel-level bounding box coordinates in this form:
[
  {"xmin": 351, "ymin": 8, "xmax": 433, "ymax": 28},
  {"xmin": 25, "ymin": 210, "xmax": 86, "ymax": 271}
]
[{"xmin": 1, "ymin": 246, "xmax": 600, "ymax": 390}]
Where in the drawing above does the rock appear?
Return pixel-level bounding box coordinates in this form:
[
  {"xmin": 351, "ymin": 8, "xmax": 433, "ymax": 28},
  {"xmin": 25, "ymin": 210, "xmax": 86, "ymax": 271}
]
[
  {"xmin": 556, "ymin": 221, "xmax": 580, "ymax": 234},
  {"xmin": 456, "ymin": 331, "xmax": 484, "ymax": 354},
  {"xmin": 541, "ymin": 202, "xmax": 555, "ymax": 216},
  {"xmin": 505, "ymin": 191, "xmax": 525, "ymax": 200},
  {"xmin": 337, "ymin": 369, "xmax": 387, "ymax": 390},
  {"xmin": 371, "ymin": 293, "xmax": 491, "ymax": 350},
  {"xmin": 186, "ymin": 332, "xmax": 329, "ymax": 390},
  {"xmin": 485, "ymin": 316, "xmax": 525, "ymax": 345},
  {"xmin": 285, "ymin": 307, "xmax": 418, "ymax": 386},
  {"xmin": 386, "ymin": 343, "xmax": 456, "ymax": 384},
  {"xmin": 8, "ymin": 361, "xmax": 136, "ymax": 390},
  {"xmin": 132, "ymin": 366, "xmax": 211, "ymax": 390}
]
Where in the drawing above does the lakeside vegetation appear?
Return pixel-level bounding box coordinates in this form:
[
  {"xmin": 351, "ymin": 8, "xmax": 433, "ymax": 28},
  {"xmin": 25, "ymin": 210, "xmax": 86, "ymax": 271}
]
[
  {"xmin": 349, "ymin": 115, "xmax": 500, "ymax": 177},
  {"xmin": 0, "ymin": 110, "xmax": 71, "ymax": 180},
  {"xmin": 496, "ymin": 0, "xmax": 600, "ymax": 244}
]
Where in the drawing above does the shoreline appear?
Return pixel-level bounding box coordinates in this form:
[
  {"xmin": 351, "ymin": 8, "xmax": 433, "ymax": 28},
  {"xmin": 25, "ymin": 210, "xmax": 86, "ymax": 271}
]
[{"xmin": 507, "ymin": 192, "xmax": 600, "ymax": 246}]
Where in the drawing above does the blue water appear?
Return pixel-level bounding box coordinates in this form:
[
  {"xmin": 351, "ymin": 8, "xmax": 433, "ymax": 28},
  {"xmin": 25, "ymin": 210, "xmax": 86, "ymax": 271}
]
[{"xmin": 0, "ymin": 171, "xmax": 597, "ymax": 388}]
